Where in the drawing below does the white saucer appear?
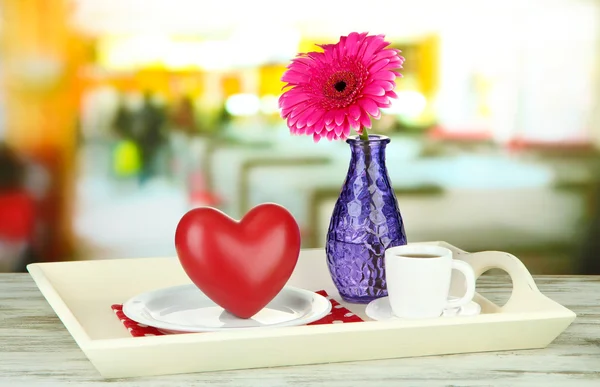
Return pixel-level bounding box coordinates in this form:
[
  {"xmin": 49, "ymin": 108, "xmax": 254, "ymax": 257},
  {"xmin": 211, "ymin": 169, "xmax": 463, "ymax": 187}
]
[
  {"xmin": 122, "ymin": 284, "xmax": 332, "ymax": 333},
  {"xmin": 365, "ymin": 296, "xmax": 481, "ymax": 321}
]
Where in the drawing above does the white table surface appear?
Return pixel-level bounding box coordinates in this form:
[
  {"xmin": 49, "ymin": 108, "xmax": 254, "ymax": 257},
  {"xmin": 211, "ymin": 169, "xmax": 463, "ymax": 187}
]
[{"xmin": 1, "ymin": 274, "xmax": 598, "ymax": 386}]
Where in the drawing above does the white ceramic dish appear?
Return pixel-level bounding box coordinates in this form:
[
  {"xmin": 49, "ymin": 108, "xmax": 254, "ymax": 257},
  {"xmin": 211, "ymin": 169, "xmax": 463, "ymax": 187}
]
[
  {"xmin": 122, "ymin": 284, "xmax": 331, "ymax": 333},
  {"xmin": 365, "ymin": 296, "xmax": 481, "ymax": 321},
  {"xmin": 27, "ymin": 242, "xmax": 576, "ymax": 379}
]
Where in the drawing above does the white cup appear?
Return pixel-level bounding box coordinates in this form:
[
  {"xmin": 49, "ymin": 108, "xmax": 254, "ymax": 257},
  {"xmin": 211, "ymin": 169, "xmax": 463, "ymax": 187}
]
[{"xmin": 384, "ymin": 245, "xmax": 476, "ymax": 319}]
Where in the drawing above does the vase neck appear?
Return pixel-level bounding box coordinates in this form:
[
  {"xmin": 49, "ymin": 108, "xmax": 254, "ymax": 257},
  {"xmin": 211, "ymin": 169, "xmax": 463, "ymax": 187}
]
[{"xmin": 346, "ymin": 135, "xmax": 389, "ymax": 165}]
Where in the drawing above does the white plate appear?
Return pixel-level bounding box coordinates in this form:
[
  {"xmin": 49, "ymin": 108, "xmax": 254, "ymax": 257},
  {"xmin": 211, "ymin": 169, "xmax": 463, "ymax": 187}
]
[
  {"xmin": 122, "ymin": 284, "xmax": 332, "ymax": 333},
  {"xmin": 366, "ymin": 296, "xmax": 481, "ymax": 321}
]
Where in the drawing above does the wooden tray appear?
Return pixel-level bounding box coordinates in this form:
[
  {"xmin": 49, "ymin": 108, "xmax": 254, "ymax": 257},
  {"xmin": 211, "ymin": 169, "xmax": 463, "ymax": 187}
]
[{"xmin": 27, "ymin": 241, "xmax": 575, "ymax": 378}]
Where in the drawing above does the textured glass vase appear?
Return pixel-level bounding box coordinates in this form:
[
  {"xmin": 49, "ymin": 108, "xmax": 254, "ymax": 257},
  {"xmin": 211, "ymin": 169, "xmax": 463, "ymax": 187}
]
[{"xmin": 325, "ymin": 134, "xmax": 407, "ymax": 303}]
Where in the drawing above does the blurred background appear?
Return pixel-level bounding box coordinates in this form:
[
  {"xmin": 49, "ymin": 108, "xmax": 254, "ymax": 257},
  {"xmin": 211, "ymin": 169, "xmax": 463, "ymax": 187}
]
[{"xmin": 0, "ymin": 0, "xmax": 599, "ymax": 274}]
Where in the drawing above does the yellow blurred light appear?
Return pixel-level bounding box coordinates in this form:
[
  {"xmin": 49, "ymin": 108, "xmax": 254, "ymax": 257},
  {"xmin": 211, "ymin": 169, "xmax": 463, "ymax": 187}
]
[
  {"xmin": 98, "ymin": 34, "xmax": 171, "ymax": 70},
  {"xmin": 259, "ymin": 64, "xmax": 287, "ymax": 96}
]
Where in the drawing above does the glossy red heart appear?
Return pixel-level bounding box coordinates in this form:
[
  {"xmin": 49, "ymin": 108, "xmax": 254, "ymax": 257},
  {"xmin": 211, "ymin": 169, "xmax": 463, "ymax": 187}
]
[{"xmin": 175, "ymin": 203, "xmax": 301, "ymax": 319}]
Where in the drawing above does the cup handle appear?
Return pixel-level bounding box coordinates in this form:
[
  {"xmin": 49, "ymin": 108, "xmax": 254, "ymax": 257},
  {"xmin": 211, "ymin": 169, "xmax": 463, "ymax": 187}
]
[{"xmin": 446, "ymin": 260, "xmax": 476, "ymax": 309}]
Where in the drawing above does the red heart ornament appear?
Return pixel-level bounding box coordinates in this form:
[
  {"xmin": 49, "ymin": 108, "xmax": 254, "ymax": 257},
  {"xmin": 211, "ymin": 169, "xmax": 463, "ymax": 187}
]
[{"xmin": 175, "ymin": 203, "xmax": 301, "ymax": 319}]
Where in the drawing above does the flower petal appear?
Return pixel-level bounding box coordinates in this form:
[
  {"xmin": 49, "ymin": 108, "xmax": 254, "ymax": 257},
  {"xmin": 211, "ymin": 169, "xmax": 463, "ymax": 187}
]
[
  {"xmin": 349, "ymin": 104, "xmax": 361, "ymax": 120},
  {"xmin": 295, "ymin": 126, "xmax": 306, "ymax": 135},
  {"xmin": 322, "ymin": 46, "xmax": 335, "ymax": 62},
  {"xmin": 279, "ymin": 96, "xmax": 309, "ymax": 111},
  {"xmin": 373, "ymin": 49, "xmax": 400, "ymax": 61},
  {"xmin": 363, "ymin": 84, "xmax": 386, "ymax": 97},
  {"xmin": 342, "ymin": 120, "xmax": 351, "ymax": 137},
  {"xmin": 324, "ymin": 110, "xmax": 336, "ymax": 125},
  {"xmin": 289, "ymin": 106, "xmax": 311, "ymax": 126},
  {"xmin": 387, "ymin": 56, "xmax": 404, "ymax": 67},
  {"xmin": 281, "ymin": 70, "xmax": 309, "ymax": 84},
  {"xmin": 371, "ymin": 71, "xmax": 397, "ymax": 81},
  {"xmin": 369, "ymin": 94, "xmax": 392, "ymax": 105},
  {"xmin": 289, "ymin": 102, "xmax": 313, "ymax": 119},
  {"xmin": 379, "ymin": 81, "xmax": 395, "ymax": 91},
  {"xmin": 311, "ymin": 118, "xmax": 326, "ymax": 134},
  {"xmin": 307, "ymin": 109, "xmax": 325, "ymax": 126},
  {"xmin": 359, "ymin": 98, "xmax": 380, "ymax": 117},
  {"xmin": 335, "ymin": 110, "xmax": 346, "ymax": 125},
  {"xmin": 369, "ymin": 59, "xmax": 390, "ymax": 73},
  {"xmin": 362, "ymin": 37, "xmax": 385, "ymax": 61},
  {"xmin": 356, "ymin": 37, "xmax": 370, "ymax": 58},
  {"xmin": 337, "ymin": 36, "xmax": 347, "ymax": 57},
  {"xmin": 290, "ymin": 57, "xmax": 312, "ymax": 67},
  {"xmin": 359, "ymin": 112, "xmax": 372, "ymax": 128},
  {"xmin": 346, "ymin": 32, "xmax": 359, "ymax": 56},
  {"xmin": 281, "ymin": 101, "xmax": 308, "ymax": 118},
  {"xmin": 296, "ymin": 108, "xmax": 318, "ymax": 128},
  {"xmin": 371, "ymin": 107, "xmax": 381, "ymax": 119}
]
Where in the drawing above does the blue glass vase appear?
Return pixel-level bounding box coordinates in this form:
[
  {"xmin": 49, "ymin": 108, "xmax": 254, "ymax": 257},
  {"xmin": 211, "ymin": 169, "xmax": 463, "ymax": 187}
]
[{"xmin": 325, "ymin": 134, "xmax": 407, "ymax": 303}]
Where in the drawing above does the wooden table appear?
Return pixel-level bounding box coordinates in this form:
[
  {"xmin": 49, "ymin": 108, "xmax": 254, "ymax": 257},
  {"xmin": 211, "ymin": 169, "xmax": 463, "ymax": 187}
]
[{"xmin": 1, "ymin": 274, "xmax": 599, "ymax": 386}]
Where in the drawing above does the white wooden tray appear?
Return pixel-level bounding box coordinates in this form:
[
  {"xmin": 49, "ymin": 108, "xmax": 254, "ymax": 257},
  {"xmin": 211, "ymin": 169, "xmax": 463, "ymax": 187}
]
[{"xmin": 27, "ymin": 241, "xmax": 575, "ymax": 379}]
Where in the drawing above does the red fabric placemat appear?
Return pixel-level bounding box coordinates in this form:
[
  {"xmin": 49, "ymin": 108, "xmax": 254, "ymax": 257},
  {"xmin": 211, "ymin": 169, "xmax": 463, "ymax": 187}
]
[{"xmin": 112, "ymin": 290, "xmax": 363, "ymax": 337}]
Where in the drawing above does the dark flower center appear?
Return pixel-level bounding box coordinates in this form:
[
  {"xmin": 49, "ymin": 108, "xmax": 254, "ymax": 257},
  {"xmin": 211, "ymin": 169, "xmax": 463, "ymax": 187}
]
[
  {"xmin": 323, "ymin": 70, "xmax": 359, "ymax": 103},
  {"xmin": 334, "ymin": 81, "xmax": 347, "ymax": 92},
  {"xmin": 317, "ymin": 62, "xmax": 367, "ymax": 109}
]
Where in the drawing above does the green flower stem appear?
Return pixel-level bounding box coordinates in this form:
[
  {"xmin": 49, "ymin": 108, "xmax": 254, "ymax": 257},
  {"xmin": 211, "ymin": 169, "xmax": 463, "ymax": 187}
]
[
  {"xmin": 359, "ymin": 127, "xmax": 372, "ymax": 177},
  {"xmin": 359, "ymin": 127, "xmax": 369, "ymax": 141}
]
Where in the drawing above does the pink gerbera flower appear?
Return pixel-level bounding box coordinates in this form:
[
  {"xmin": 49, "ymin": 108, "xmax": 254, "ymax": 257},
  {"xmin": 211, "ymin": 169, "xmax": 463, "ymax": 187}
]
[{"xmin": 279, "ymin": 32, "xmax": 404, "ymax": 142}]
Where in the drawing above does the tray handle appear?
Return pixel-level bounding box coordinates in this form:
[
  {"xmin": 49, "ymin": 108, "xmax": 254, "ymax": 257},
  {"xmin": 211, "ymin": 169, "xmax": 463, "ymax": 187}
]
[{"xmin": 459, "ymin": 251, "xmax": 541, "ymax": 308}]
